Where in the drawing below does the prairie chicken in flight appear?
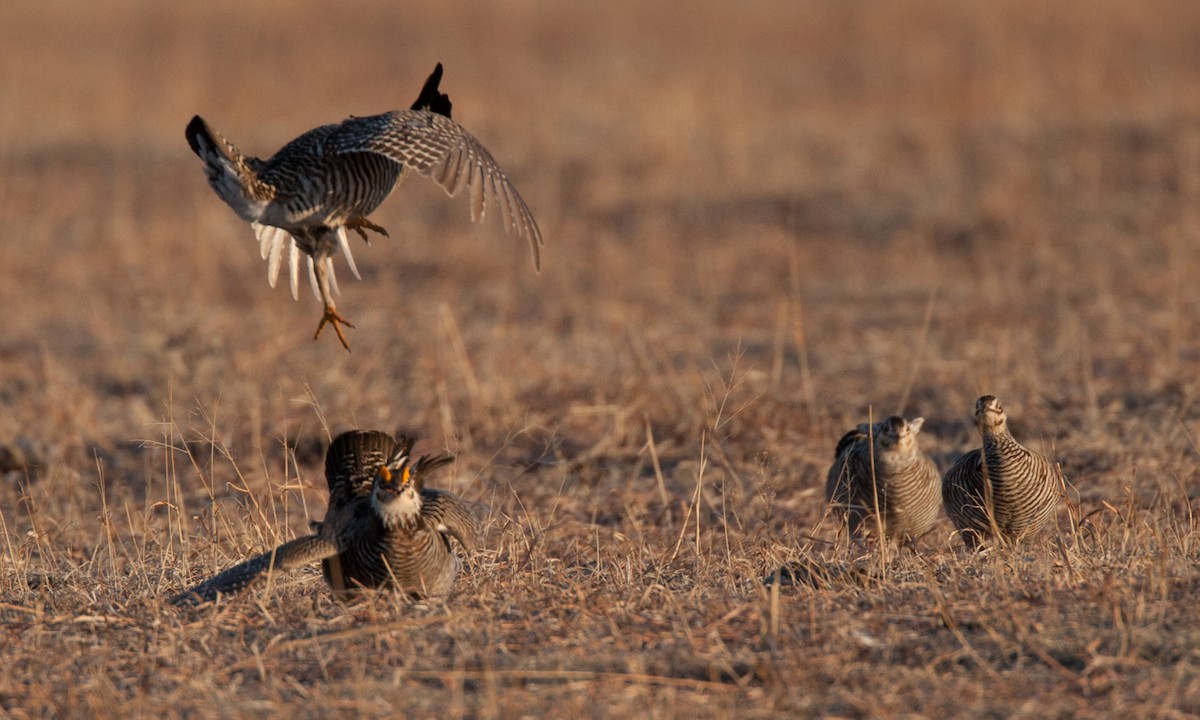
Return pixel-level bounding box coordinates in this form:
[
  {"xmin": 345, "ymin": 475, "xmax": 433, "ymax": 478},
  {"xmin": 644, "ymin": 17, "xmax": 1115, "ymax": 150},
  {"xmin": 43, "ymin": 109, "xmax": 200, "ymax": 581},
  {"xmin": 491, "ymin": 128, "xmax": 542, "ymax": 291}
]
[
  {"xmin": 186, "ymin": 64, "xmax": 543, "ymax": 350},
  {"xmin": 172, "ymin": 430, "xmax": 480, "ymax": 606},
  {"xmin": 942, "ymin": 395, "xmax": 1060, "ymax": 549},
  {"xmin": 826, "ymin": 415, "xmax": 941, "ymax": 545}
]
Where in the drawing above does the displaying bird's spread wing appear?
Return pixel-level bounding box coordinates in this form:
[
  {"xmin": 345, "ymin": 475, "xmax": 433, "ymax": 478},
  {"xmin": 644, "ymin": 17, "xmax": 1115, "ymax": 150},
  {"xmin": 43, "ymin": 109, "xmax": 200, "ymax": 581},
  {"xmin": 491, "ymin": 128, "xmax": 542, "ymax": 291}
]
[
  {"xmin": 331, "ymin": 110, "xmax": 544, "ymax": 270},
  {"xmin": 171, "ymin": 532, "xmax": 339, "ymax": 607},
  {"xmin": 421, "ymin": 489, "xmax": 482, "ymax": 552}
]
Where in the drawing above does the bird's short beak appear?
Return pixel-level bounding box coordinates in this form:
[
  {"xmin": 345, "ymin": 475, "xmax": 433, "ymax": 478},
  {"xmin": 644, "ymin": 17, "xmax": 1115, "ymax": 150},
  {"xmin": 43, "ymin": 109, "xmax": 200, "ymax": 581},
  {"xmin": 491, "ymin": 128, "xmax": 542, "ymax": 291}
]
[{"xmin": 378, "ymin": 465, "xmax": 411, "ymax": 487}]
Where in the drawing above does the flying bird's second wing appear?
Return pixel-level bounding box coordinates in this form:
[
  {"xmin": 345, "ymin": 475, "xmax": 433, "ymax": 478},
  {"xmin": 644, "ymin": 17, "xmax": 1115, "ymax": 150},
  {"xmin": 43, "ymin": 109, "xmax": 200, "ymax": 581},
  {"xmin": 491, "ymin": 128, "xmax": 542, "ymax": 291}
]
[{"xmin": 330, "ymin": 111, "xmax": 543, "ymax": 270}]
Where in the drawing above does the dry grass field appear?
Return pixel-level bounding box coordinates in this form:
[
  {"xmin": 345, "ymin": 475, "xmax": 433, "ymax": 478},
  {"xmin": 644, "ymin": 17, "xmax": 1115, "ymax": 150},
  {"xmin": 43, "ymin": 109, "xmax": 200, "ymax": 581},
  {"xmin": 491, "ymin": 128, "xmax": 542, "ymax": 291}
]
[{"xmin": 3, "ymin": 0, "xmax": 1200, "ymax": 716}]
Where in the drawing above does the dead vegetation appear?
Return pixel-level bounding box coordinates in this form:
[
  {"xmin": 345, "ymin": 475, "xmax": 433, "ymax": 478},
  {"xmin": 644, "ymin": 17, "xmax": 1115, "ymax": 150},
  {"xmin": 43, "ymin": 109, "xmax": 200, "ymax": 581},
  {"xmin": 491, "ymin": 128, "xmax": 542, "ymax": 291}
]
[{"xmin": 1, "ymin": 0, "xmax": 1199, "ymax": 716}]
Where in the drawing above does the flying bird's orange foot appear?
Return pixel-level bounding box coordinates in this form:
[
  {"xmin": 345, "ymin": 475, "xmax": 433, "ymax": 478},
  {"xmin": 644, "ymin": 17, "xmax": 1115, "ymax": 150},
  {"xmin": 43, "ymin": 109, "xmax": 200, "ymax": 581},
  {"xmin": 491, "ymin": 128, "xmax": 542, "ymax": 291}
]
[
  {"xmin": 314, "ymin": 307, "xmax": 355, "ymax": 351},
  {"xmin": 346, "ymin": 216, "xmax": 390, "ymax": 243}
]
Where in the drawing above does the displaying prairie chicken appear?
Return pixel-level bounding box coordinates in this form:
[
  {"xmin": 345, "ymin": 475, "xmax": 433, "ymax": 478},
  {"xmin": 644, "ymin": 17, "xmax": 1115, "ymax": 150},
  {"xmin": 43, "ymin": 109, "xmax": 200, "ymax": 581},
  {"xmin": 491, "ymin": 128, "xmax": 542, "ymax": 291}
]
[
  {"xmin": 172, "ymin": 430, "xmax": 480, "ymax": 606},
  {"xmin": 186, "ymin": 64, "xmax": 543, "ymax": 350},
  {"xmin": 825, "ymin": 415, "xmax": 941, "ymax": 544},
  {"xmin": 941, "ymin": 395, "xmax": 1060, "ymax": 549}
]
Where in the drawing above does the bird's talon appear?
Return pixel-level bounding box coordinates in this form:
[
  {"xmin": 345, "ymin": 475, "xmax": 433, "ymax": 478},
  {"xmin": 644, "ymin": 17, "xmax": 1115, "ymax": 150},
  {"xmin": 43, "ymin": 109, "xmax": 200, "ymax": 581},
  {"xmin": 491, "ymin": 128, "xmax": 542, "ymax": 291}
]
[
  {"xmin": 346, "ymin": 216, "xmax": 390, "ymax": 242},
  {"xmin": 314, "ymin": 308, "xmax": 355, "ymax": 351}
]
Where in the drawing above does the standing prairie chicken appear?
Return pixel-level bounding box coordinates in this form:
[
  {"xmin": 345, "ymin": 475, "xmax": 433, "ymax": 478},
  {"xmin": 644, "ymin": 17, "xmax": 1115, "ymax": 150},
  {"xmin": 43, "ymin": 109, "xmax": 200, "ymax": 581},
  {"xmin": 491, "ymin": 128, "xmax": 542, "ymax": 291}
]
[
  {"xmin": 186, "ymin": 64, "xmax": 543, "ymax": 350},
  {"xmin": 941, "ymin": 395, "xmax": 1060, "ymax": 549},
  {"xmin": 825, "ymin": 415, "xmax": 941, "ymax": 544},
  {"xmin": 171, "ymin": 430, "xmax": 480, "ymax": 606}
]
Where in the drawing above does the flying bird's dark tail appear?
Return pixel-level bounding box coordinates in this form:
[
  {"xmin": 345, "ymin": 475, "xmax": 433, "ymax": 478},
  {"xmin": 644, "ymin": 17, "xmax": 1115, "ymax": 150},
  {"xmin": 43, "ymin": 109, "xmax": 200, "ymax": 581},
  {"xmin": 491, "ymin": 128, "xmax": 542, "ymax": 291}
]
[
  {"xmin": 185, "ymin": 115, "xmax": 238, "ymax": 164},
  {"xmin": 411, "ymin": 63, "xmax": 453, "ymax": 117}
]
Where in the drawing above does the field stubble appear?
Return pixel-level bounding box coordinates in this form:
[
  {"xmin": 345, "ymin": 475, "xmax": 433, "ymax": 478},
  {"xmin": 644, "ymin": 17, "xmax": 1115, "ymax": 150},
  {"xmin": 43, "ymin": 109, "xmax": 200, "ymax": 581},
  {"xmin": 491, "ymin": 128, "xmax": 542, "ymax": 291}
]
[{"xmin": 2, "ymin": 0, "xmax": 1200, "ymax": 717}]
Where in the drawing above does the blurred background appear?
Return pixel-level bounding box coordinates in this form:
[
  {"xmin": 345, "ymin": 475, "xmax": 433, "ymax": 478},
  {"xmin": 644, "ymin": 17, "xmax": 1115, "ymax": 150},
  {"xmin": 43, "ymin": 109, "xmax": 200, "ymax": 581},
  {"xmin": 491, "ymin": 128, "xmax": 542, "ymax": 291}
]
[{"xmin": 3, "ymin": 0, "xmax": 1200, "ymax": 506}]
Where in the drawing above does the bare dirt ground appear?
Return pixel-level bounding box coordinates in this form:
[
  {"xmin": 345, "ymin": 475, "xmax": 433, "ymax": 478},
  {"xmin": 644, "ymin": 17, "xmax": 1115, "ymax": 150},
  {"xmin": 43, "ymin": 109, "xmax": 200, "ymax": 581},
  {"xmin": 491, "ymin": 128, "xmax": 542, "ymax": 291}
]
[{"xmin": 2, "ymin": 1, "xmax": 1200, "ymax": 716}]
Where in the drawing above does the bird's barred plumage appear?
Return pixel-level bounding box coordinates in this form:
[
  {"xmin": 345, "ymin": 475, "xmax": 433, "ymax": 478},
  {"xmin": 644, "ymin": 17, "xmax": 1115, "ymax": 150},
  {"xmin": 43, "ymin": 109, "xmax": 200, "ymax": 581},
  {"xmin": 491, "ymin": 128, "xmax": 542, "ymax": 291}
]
[
  {"xmin": 172, "ymin": 430, "xmax": 480, "ymax": 606},
  {"xmin": 321, "ymin": 431, "xmax": 479, "ymax": 597},
  {"xmin": 170, "ymin": 532, "xmax": 341, "ymax": 606},
  {"xmin": 324, "ymin": 428, "xmax": 398, "ymax": 509},
  {"xmin": 825, "ymin": 415, "xmax": 941, "ymax": 543},
  {"xmin": 186, "ymin": 63, "xmax": 543, "ymax": 350},
  {"xmin": 941, "ymin": 396, "xmax": 1060, "ymax": 549}
]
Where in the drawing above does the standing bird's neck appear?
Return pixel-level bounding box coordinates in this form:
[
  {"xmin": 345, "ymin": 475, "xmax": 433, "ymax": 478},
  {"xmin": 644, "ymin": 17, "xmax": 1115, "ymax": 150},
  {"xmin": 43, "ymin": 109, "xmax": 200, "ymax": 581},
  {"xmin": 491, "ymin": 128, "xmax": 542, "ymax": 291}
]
[{"xmin": 374, "ymin": 488, "xmax": 423, "ymax": 530}]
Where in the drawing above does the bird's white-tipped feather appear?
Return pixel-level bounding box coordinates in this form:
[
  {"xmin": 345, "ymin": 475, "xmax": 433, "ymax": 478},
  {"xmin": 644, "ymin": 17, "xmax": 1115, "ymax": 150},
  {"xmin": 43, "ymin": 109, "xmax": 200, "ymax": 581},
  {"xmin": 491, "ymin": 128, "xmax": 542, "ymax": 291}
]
[
  {"xmin": 469, "ymin": 161, "xmax": 485, "ymax": 223},
  {"xmin": 253, "ymin": 223, "xmax": 293, "ymax": 290},
  {"xmin": 255, "ymin": 222, "xmax": 272, "ymax": 260},
  {"xmin": 306, "ymin": 256, "xmax": 320, "ymax": 302},
  {"xmin": 253, "ymin": 225, "xmax": 362, "ymax": 305},
  {"xmin": 266, "ymin": 231, "xmax": 286, "ymax": 288},
  {"xmin": 289, "ymin": 241, "xmax": 302, "ymax": 301},
  {"xmin": 335, "ymin": 227, "xmax": 361, "ymax": 280},
  {"xmin": 497, "ymin": 175, "xmax": 516, "ymax": 235},
  {"xmin": 326, "ymin": 257, "xmax": 340, "ymax": 297}
]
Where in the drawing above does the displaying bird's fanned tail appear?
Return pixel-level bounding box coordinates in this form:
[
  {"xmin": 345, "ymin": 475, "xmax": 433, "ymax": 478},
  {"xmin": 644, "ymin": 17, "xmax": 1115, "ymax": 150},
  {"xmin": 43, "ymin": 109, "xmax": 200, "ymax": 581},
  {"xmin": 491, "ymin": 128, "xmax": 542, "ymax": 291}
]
[
  {"xmin": 325, "ymin": 430, "xmax": 399, "ymax": 505},
  {"xmin": 421, "ymin": 489, "xmax": 482, "ymax": 552}
]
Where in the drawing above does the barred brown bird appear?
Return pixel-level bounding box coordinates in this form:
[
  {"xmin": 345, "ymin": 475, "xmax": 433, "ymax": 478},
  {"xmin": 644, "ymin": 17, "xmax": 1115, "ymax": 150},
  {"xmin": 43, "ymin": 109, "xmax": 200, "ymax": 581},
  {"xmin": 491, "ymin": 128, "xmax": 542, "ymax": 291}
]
[
  {"xmin": 825, "ymin": 415, "xmax": 941, "ymax": 544},
  {"xmin": 941, "ymin": 395, "xmax": 1060, "ymax": 549},
  {"xmin": 171, "ymin": 431, "xmax": 480, "ymax": 606},
  {"xmin": 186, "ymin": 63, "xmax": 543, "ymax": 350}
]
